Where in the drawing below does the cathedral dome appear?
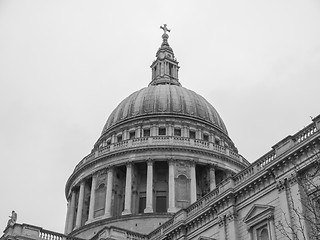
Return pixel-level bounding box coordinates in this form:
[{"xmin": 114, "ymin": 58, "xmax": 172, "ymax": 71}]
[{"xmin": 102, "ymin": 84, "xmax": 228, "ymax": 136}]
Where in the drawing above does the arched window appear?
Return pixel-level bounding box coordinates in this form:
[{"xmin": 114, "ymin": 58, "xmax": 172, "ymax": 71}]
[{"xmin": 259, "ymin": 228, "xmax": 269, "ymax": 240}]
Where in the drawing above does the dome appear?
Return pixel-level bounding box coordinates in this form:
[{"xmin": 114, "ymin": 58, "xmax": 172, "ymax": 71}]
[{"xmin": 102, "ymin": 84, "xmax": 228, "ymax": 135}]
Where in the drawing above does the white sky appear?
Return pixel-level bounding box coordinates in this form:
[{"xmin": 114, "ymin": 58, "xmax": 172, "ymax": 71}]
[{"xmin": 0, "ymin": 0, "xmax": 319, "ymax": 233}]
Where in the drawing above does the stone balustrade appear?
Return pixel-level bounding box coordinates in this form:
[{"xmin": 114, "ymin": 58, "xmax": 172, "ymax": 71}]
[
  {"xmin": 2, "ymin": 224, "xmax": 84, "ymax": 240},
  {"xmin": 74, "ymin": 136, "xmax": 243, "ymax": 171},
  {"xmin": 234, "ymin": 121, "xmax": 318, "ymax": 187}
]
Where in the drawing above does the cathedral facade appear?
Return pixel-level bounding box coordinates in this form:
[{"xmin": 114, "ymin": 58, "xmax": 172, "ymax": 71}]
[{"xmin": 2, "ymin": 27, "xmax": 320, "ymax": 240}]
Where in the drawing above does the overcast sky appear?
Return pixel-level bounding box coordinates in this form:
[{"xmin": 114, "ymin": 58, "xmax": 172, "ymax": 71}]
[{"xmin": 0, "ymin": 0, "xmax": 319, "ymax": 233}]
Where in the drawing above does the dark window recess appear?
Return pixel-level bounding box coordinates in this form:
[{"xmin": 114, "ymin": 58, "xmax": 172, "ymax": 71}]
[
  {"xmin": 215, "ymin": 139, "xmax": 220, "ymax": 145},
  {"xmin": 174, "ymin": 128, "xmax": 181, "ymax": 136},
  {"xmin": 117, "ymin": 135, "xmax": 122, "ymax": 142},
  {"xmin": 129, "ymin": 131, "xmax": 135, "ymax": 139},
  {"xmin": 107, "ymin": 140, "xmax": 111, "ymax": 145},
  {"xmin": 159, "ymin": 127, "xmax": 166, "ymax": 136},
  {"xmin": 143, "ymin": 129, "xmax": 150, "ymax": 137},
  {"xmin": 139, "ymin": 197, "xmax": 146, "ymax": 213},
  {"xmin": 156, "ymin": 196, "xmax": 167, "ymax": 213},
  {"xmin": 203, "ymin": 134, "xmax": 209, "ymax": 141},
  {"xmin": 189, "ymin": 130, "xmax": 196, "ymax": 139}
]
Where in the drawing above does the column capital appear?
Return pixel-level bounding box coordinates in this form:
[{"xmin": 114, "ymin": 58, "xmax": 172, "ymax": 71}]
[
  {"xmin": 91, "ymin": 172, "xmax": 98, "ymax": 179},
  {"xmin": 168, "ymin": 158, "xmax": 176, "ymax": 165},
  {"xmin": 126, "ymin": 161, "xmax": 133, "ymax": 168},
  {"xmin": 106, "ymin": 166, "xmax": 114, "ymax": 172},
  {"xmin": 189, "ymin": 160, "xmax": 197, "ymax": 167},
  {"xmin": 147, "ymin": 158, "xmax": 154, "ymax": 166},
  {"xmin": 208, "ymin": 163, "xmax": 217, "ymax": 168}
]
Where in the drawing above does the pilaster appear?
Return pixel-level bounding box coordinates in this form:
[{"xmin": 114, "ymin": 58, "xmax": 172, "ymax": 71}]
[{"xmin": 226, "ymin": 208, "xmax": 238, "ymax": 240}]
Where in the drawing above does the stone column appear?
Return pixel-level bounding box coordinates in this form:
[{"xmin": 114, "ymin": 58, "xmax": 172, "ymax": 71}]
[
  {"xmin": 168, "ymin": 160, "xmax": 176, "ymax": 212},
  {"xmin": 104, "ymin": 168, "xmax": 114, "ymax": 218},
  {"xmin": 190, "ymin": 162, "xmax": 197, "ymax": 204},
  {"xmin": 136, "ymin": 126, "xmax": 141, "ymax": 138},
  {"xmin": 66, "ymin": 190, "xmax": 76, "ymax": 234},
  {"xmin": 209, "ymin": 165, "xmax": 216, "ymax": 191},
  {"xmin": 87, "ymin": 174, "xmax": 97, "ymax": 222},
  {"xmin": 144, "ymin": 160, "xmax": 154, "ymax": 213},
  {"xmin": 64, "ymin": 198, "xmax": 71, "ymax": 234},
  {"xmin": 122, "ymin": 163, "xmax": 132, "ymax": 215},
  {"xmin": 168, "ymin": 124, "xmax": 173, "ymax": 136},
  {"xmin": 75, "ymin": 181, "xmax": 85, "ymax": 228}
]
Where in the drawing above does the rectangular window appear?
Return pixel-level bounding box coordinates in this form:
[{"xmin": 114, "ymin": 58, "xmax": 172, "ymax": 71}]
[
  {"xmin": 139, "ymin": 197, "xmax": 146, "ymax": 213},
  {"xmin": 156, "ymin": 196, "xmax": 167, "ymax": 213},
  {"xmin": 143, "ymin": 129, "xmax": 150, "ymax": 137},
  {"xmin": 174, "ymin": 128, "xmax": 181, "ymax": 136},
  {"xmin": 159, "ymin": 127, "xmax": 166, "ymax": 136},
  {"xmin": 129, "ymin": 131, "xmax": 135, "ymax": 139},
  {"xmin": 189, "ymin": 130, "xmax": 196, "ymax": 139},
  {"xmin": 117, "ymin": 135, "xmax": 122, "ymax": 142},
  {"xmin": 203, "ymin": 134, "xmax": 209, "ymax": 142}
]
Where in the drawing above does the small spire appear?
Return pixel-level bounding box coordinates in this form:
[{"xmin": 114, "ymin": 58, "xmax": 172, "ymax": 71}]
[{"xmin": 149, "ymin": 25, "xmax": 181, "ymax": 87}]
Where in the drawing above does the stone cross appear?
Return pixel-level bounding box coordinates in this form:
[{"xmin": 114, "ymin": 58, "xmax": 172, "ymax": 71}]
[{"xmin": 160, "ymin": 24, "xmax": 170, "ymax": 34}]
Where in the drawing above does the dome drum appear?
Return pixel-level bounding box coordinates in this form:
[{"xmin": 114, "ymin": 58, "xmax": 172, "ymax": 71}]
[{"xmin": 65, "ymin": 156, "xmax": 239, "ymax": 237}]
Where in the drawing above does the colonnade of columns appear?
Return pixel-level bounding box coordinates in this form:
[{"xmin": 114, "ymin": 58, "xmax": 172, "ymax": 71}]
[{"xmin": 64, "ymin": 162, "xmax": 218, "ymax": 234}]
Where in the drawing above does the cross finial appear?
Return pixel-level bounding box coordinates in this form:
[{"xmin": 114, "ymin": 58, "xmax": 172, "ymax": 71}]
[{"xmin": 160, "ymin": 24, "xmax": 170, "ymax": 35}]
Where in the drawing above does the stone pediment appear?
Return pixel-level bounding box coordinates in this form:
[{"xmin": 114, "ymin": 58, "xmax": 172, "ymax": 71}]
[{"xmin": 243, "ymin": 204, "xmax": 274, "ymax": 228}]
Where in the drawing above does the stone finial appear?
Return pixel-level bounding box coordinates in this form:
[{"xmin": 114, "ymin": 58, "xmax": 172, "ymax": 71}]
[{"xmin": 7, "ymin": 210, "xmax": 17, "ymax": 227}]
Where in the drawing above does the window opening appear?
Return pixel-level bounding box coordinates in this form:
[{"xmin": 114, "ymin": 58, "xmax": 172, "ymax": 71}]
[
  {"xmin": 143, "ymin": 129, "xmax": 150, "ymax": 137},
  {"xmin": 189, "ymin": 130, "xmax": 196, "ymax": 139},
  {"xmin": 203, "ymin": 134, "xmax": 209, "ymax": 141},
  {"xmin": 159, "ymin": 127, "xmax": 166, "ymax": 136},
  {"xmin": 129, "ymin": 131, "xmax": 135, "ymax": 139},
  {"xmin": 174, "ymin": 128, "xmax": 181, "ymax": 136}
]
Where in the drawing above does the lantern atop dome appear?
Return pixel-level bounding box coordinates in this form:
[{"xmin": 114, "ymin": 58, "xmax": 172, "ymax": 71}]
[{"xmin": 149, "ymin": 24, "xmax": 181, "ymax": 86}]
